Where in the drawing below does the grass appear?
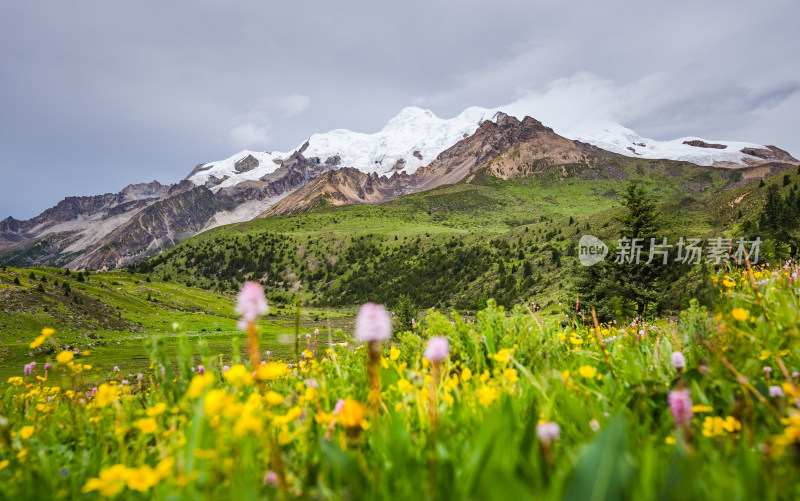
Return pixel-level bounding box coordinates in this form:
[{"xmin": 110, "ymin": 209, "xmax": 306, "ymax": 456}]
[{"xmin": 0, "ymin": 265, "xmax": 798, "ymax": 499}]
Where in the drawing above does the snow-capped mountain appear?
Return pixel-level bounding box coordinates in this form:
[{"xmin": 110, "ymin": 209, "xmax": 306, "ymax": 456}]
[
  {"xmin": 187, "ymin": 106, "xmax": 496, "ymax": 190},
  {"xmin": 2, "ymin": 104, "xmax": 797, "ymax": 271},
  {"xmin": 188, "ymin": 106, "xmax": 795, "ymax": 193}
]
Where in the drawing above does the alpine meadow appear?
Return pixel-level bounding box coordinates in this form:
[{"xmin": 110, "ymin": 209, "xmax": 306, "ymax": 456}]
[{"xmin": 2, "ymin": 2, "xmax": 800, "ymax": 500}]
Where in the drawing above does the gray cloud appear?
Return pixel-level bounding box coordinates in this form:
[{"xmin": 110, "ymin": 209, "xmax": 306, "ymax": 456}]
[{"xmin": 1, "ymin": 0, "xmax": 798, "ymax": 219}]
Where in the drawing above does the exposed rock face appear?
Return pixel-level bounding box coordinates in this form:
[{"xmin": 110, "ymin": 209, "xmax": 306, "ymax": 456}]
[
  {"xmin": 740, "ymin": 145, "xmax": 798, "ymax": 164},
  {"xmin": 73, "ymin": 186, "xmax": 236, "ymax": 270},
  {"xmin": 234, "ymin": 154, "xmax": 260, "ymax": 173},
  {"xmin": 684, "ymin": 140, "xmax": 728, "ymax": 149}
]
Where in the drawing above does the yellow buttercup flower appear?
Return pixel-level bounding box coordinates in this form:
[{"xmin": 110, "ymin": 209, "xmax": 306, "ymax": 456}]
[
  {"xmin": 30, "ymin": 335, "xmax": 46, "ymax": 349},
  {"xmin": 187, "ymin": 374, "xmax": 214, "ymax": 399},
  {"xmin": 493, "ymin": 349, "xmax": 513, "ymax": 364},
  {"xmin": 134, "ymin": 418, "xmax": 158, "ymax": 434},
  {"xmin": 731, "ymin": 308, "xmax": 748, "ymax": 322},
  {"xmin": 19, "ymin": 425, "xmax": 34, "ymax": 439},
  {"xmin": 223, "ymin": 364, "xmax": 253, "ymax": 386},
  {"xmin": 94, "ymin": 384, "xmax": 120, "ymax": 408},
  {"xmin": 256, "ymin": 362, "xmax": 288, "ymax": 381},
  {"xmin": 477, "ymin": 386, "xmax": 497, "ymax": 407},
  {"xmin": 692, "ymin": 405, "xmax": 713, "ymax": 413},
  {"xmin": 578, "ymin": 366, "xmax": 597, "ymax": 379},
  {"xmin": 56, "ymin": 351, "xmax": 74, "ymax": 364},
  {"xmin": 461, "ymin": 367, "xmax": 472, "ymax": 382},
  {"xmin": 41, "ymin": 328, "xmax": 56, "ymax": 337},
  {"xmin": 265, "ymin": 391, "xmax": 284, "ymax": 405},
  {"xmin": 146, "ymin": 402, "xmax": 167, "ymax": 417},
  {"xmin": 389, "ymin": 346, "xmax": 401, "ymax": 361},
  {"xmin": 204, "ymin": 390, "xmax": 232, "ymax": 417},
  {"xmin": 336, "ymin": 399, "xmax": 367, "ymax": 429},
  {"xmin": 504, "ymin": 368, "xmax": 519, "ymax": 383},
  {"xmin": 397, "ymin": 378, "xmax": 413, "ymax": 394}
]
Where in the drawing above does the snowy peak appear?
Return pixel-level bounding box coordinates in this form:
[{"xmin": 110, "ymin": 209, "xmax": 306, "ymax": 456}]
[
  {"xmin": 561, "ymin": 121, "xmax": 796, "ymax": 168},
  {"xmin": 186, "ymin": 106, "xmax": 497, "ymax": 190},
  {"xmin": 186, "ymin": 104, "xmax": 797, "ymax": 192}
]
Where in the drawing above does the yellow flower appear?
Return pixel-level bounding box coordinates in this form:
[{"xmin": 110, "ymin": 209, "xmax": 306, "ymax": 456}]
[
  {"xmin": 56, "ymin": 351, "xmax": 74, "ymax": 364},
  {"xmin": 561, "ymin": 370, "xmax": 570, "ymax": 380},
  {"xmin": 731, "ymin": 308, "xmax": 748, "ymax": 322},
  {"xmin": 722, "ymin": 279, "xmax": 736, "ymax": 288},
  {"xmin": 126, "ymin": 465, "xmax": 159, "ymax": 492},
  {"xmin": 187, "ymin": 374, "xmax": 214, "ymax": 399},
  {"xmin": 82, "ymin": 464, "xmax": 129, "ymax": 497},
  {"xmin": 504, "ymin": 368, "xmax": 519, "ymax": 383},
  {"xmin": 570, "ymin": 336, "xmax": 584, "ymax": 345},
  {"xmin": 578, "ymin": 366, "xmax": 597, "ymax": 379},
  {"xmin": 134, "ymin": 418, "xmax": 158, "ymax": 434},
  {"xmin": 265, "ymin": 391, "xmax": 284, "ymax": 405},
  {"xmin": 146, "ymin": 402, "xmax": 167, "ymax": 417},
  {"xmin": 461, "ymin": 367, "xmax": 472, "ymax": 382},
  {"xmin": 692, "ymin": 405, "xmax": 713, "ymax": 413},
  {"xmin": 7, "ymin": 376, "xmax": 23, "ymax": 386},
  {"xmin": 493, "ymin": 349, "xmax": 513, "ymax": 364},
  {"xmin": 477, "ymin": 386, "xmax": 497, "ymax": 407},
  {"xmin": 315, "ymin": 411, "xmax": 335, "ymax": 426},
  {"xmin": 0, "ymin": 460, "xmax": 8, "ymax": 471},
  {"xmin": 336, "ymin": 399, "xmax": 367, "ymax": 429},
  {"xmin": 30, "ymin": 335, "xmax": 46, "ymax": 349},
  {"xmin": 223, "ymin": 364, "xmax": 253, "ymax": 386},
  {"xmin": 782, "ymin": 411, "xmax": 800, "ymax": 443},
  {"xmin": 722, "ymin": 416, "xmax": 741, "ymax": 433},
  {"xmin": 397, "ymin": 378, "xmax": 413, "ymax": 394},
  {"xmin": 665, "ymin": 436, "xmax": 676, "ymax": 445},
  {"xmin": 41, "ymin": 328, "xmax": 56, "ymax": 337},
  {"xmin": 234, "ymin": 410, "xmax": 263, "ymax": 437},
  {"xmin": 273, "ymin": 406, "xmax": 303, "ymax": 426},
  {"xmin": 204, "ymin": 390, "xmax": 232, "ymax": 417},
  {"xmin": 94, "ymin": 383, "xmax": 120, "ymax": 408},
  {"xmin": 255, "ymin": 362, "xmax": 287, "ymax": 381},
  {"xmin": 20, "ymin": 425, "xmax": 35, "ymax": 439},
  {"xmin": 759, "ymin": 350, "xmax": 772, "ymax": 360},
  {"xmin": 389, "ymin": 346, "xmax": 401, "ymax": 361}
]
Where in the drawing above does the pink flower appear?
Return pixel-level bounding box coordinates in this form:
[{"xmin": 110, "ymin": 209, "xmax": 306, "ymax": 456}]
[
  {"xmin": 354, "ymin": 303, "xmax": 392, "ymax": 343},
  {"xmin": 44, "ymin": 362, "xmax": 51, "ymax": 371},
  {"xmin": 235, "ymin": 281, "xmax": 268, "ymax": 323},
  {"xmin": 223, "ymin": 365, "xmax": 230, "ymax": 372},
  {"xmin": 24, "ymin": 364, "xmax": 32, "ymax": 376},
  {"xmin": 137, "ymin": 374, "xmax": 143, "ymax": 381},
  {"xmin": 536, "ymin": 422, "xmax": 560, "ymax": 443},
  {"xmin": 333, "ymin": 398, "xmax": 346, "ymax": 415},
  {"xmin": 423, "ymin": 337, "xmax": 450, "ymax": 362},
  {"xmin": 314, "ymin": 329, "xmax": 320, "ymax": 336},
  {"xmin": 769, "ymin": 386, "xmax": 784, "ymax": 398},
  {"xmin": 198, "ymin": 365, "xmax": 205, "ymax": 375},
  {"xmin": 668, "ymin": 389, "xmax": 693, "ymax": 427},
  {"xmin": 671, "ymin": 351, "xmax": 686, "ymax": 369},
  {"xmin": 763, "ymin": 366, "xmax": 772, "ymax": 373},
  {"xmin": 263, "ymin": 470, "xmax": 278, "ymax": 486}
]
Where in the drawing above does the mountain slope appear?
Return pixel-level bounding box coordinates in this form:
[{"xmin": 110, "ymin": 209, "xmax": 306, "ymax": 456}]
[{"xmin": 2, "ymin": 105, "xmax": 797, "ymax": 271}]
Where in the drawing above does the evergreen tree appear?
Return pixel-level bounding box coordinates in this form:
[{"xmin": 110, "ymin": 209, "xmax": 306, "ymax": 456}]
[{"xmin": 614, "ymin": 183, "xmax": 662, "ymax": 317}]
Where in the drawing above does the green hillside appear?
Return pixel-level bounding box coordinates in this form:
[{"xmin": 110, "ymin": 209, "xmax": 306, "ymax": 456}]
[{"xmin": 129, "ymin": 158, "xmax": 794, "ymax": 314}]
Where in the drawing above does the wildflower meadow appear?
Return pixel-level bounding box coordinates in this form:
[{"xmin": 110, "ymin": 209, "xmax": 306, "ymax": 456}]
[{"xmin": 1, "ymin": 263, "xmax": 799, "ymax": 500}]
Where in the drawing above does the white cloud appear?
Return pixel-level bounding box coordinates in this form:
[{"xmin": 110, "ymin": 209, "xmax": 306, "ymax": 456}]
[
  {"xmin": 228, "ymin": 122, "xmax": 272, "ymax": 150},
  {"xmin": 277, "ymin": 93, "xmax": 310, "ymax": 116}
]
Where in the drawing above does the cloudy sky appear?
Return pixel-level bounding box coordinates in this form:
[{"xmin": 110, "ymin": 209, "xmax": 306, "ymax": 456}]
[{"xmin": 2, "ymin": 0, "xmax": 798, "ymax": 219}]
